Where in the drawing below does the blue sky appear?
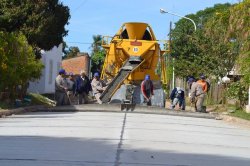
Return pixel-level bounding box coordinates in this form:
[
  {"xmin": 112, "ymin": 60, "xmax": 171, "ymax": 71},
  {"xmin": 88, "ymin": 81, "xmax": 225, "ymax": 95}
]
[{"xmin": 61, "ymin": 0, "xmax": 239, "ymax": 54}]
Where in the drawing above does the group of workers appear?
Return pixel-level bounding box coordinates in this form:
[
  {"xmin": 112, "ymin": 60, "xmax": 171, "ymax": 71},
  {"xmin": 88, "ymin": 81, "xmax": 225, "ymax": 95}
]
[
  {"xmin": 170, "ymin": 74, "xmax": 209, "ymax": 113},
  {"xmin": 55, "ymin": 69, "xmax": 106, "ymax": 106},
  {"xmin": 55, "ymin": 68, "xmax": 209, "ymax": 113},
  {"xmin": 55, "ymin": 69, "xmax": 155, "ymax": 107}
]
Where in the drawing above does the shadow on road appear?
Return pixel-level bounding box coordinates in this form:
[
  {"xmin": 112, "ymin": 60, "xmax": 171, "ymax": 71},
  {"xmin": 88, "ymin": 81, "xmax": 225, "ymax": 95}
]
[{"xmin": 0, "ymin": 135, "xmax": 249, "ymax": 166}]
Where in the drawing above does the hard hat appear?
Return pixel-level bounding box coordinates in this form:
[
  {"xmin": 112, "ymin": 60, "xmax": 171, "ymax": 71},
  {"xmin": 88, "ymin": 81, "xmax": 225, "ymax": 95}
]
[
  {"xmin": 59, "ymin": 69, "xmax": 66, "ymax": 75},
  {"xmin": 94, "ymin": 72, "xmax": 99, "ymax": 77},
  {"xmin": 145, "ymin": 75, "xmax": 150, "ymax": 80},
  {"xmin": 200, "ymin": 74, "xmax": 206, "ymax": 79},
  {"xmin": 188, "ymin": 77, "xmax": 195, "ymax": 83}
]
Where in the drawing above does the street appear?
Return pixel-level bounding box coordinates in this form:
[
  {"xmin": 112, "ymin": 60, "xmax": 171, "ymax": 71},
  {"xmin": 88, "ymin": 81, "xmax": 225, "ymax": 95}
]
[{"xmin": 0, "ymin": 111, "xmax": 250, "ymax": 166}]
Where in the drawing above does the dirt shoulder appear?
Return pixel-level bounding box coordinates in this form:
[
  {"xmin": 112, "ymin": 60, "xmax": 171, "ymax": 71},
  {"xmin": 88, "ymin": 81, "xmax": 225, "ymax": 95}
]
[
  {"xmin": 178, "ymin": 103, "xmax": 250, "ymax": 129},
  {"xmin": 219, "ymin": 114, "xmax": 250, "ymax": 129},
  {"xmin": 0, "ymin": 108, "xmax": 8, "ymax": 113}
]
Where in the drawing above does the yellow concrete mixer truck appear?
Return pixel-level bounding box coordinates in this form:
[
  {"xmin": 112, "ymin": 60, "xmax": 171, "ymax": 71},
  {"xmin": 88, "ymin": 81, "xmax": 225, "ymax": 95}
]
[{"xmin": 99, "ymin": 22, "xmax": 170, "ymax": 108}]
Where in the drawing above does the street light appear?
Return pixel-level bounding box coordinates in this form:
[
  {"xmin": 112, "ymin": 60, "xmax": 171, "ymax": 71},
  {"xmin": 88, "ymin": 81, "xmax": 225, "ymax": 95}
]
[
  {"xmin": 160, "ymin": 8, "xmax": 197, "ymax": 31},
  {"xmin": 160, "ymin": 8, "xmax": 197, "ymax": 89}
]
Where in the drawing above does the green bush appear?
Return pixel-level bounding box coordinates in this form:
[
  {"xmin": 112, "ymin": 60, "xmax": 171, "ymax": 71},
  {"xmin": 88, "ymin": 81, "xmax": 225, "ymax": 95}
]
[
  {"xmin": 226, "ymin": 81, "xmax": 249, "ymax": 108},
  {"xmin": 0, "ymin": 32, "xmax": 43, "ymax": 99},
  {"xmin": 230, "ymin": 109, "xmax": 250, "ymax": 121}
]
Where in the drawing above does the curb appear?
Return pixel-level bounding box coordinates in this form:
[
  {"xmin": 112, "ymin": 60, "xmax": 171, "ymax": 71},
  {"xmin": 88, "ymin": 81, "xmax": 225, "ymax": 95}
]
[
  {"xmin": 38, "ymin": 104, "xmax": 217, "ymax": 119},
  {"xmin": 3, "ymin": 104, "xmax": 249, "ymax": 126},
  {"xmin": 1, "ymin": 104, "xmax": 217, "ymax": 120}
]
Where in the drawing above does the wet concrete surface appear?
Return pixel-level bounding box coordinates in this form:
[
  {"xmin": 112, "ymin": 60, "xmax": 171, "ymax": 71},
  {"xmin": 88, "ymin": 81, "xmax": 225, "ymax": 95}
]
[{"xmin": 0, "ymin": 111, "xmax": 250, "ymax": 166}]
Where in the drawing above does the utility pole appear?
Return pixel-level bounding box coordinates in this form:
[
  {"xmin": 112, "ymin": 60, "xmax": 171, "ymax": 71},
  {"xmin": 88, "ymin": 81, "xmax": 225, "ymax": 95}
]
[{"xmin": 169, "ymin": 21, "xmax": 175, "ymax": 90}]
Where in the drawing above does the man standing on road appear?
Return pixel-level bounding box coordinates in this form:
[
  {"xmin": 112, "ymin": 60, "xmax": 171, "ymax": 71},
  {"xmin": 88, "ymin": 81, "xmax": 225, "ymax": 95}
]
[
  {"xmin": 55, "ymin": 69, "xmax": 69, "ymax": 106},
  {"xmin": 91, "ymin": 72, "xmax": 106, "ymax": 104},
  {"xmin": 66, "ymin": 72, "xmax": 77, "ymax": 105},
  {"xmin": 196, "ymin": 74, "xmax": 208, "ymax": 93},
  {"xmin": 141, "ymin": 75, "xmax": 154, "ymax": 106},
  {"xmin": 75, "ymin": 70, "xmax": 92, "ymax": 104},
  {"xmin": 189, "ymin": 76, "xmax": 206, "ymax": 112}
]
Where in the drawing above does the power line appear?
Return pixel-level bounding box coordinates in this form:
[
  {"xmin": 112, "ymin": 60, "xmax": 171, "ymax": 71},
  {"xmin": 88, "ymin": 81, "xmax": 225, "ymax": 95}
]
[
  {"xmin": 66, "ymin": 42, "xmax": 92, "ymax": 45},
  {"xmin": 72, "ymin": 0, "xmax": 88, "ymax": 14}
]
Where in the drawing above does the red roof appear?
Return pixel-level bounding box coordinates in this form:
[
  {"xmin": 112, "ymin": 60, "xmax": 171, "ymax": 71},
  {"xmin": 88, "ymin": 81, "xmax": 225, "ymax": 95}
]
[{"xmin": 62, "ymin": 55, "xmax": 90, "ymax": 75}]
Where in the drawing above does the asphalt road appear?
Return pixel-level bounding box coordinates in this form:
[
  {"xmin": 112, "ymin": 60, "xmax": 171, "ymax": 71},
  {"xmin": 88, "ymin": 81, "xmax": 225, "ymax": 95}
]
[{"xmin": 0, "ymin": 111, "xmax": 250, "ymax": 166}]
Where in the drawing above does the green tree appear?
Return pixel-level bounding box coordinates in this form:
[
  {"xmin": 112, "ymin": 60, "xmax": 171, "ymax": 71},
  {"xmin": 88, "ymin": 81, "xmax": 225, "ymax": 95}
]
[
  {"xmin": 171, "ymin": 3, "xmax": 234, "ymax": 79},
  {"xmin": 0, "ymin": 32, "xmax": 43, "ymax": 98},
  {"xmin": 63, "ymin": 46, "xmax": 80, "ymax": 59},
  {"xmin": 226, "ymin": 81, "xmax": 249, "ymax": 108},
  {"xmin": 91, "ymin": 35, "xmax": 105, "ymax": 73},
  {"xmin": 204, "ymin": 4, "xmax": 239, "ymax": 78},
  {"xmin": 0, "ymin": 0, "xmax": 70, "ymax": 52},
  {"xmin": 228, "ymin": 0, "xmax": 250, "ymax": 84},
  {"xmin": 203, "ymin": 0, "xmax": 250, "ymax": 107}
]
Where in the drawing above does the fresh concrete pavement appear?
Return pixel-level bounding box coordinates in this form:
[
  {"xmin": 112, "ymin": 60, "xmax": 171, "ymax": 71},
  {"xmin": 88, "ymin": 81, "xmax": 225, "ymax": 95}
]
[{"xmin": 0, "ymin": 108, "xmax": 250, "ymax": 166}]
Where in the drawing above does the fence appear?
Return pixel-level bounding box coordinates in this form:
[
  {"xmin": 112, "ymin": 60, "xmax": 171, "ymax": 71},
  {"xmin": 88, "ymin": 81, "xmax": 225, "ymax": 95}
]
[{"xmin": 174, "ymin": 78, "xmax": 224, "ymax": 105}]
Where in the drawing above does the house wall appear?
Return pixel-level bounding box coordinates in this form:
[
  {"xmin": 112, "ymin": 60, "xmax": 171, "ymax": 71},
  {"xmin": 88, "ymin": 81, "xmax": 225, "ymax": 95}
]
[
  {"xmin": 27, "ymin": 55, "xmax": 46, "ymax": 93},
  {"xmin": 247, "ymin": 86, "xmax": 250, "ymax": 113},
  {"xmin": 28, "ymin": 44, "xmax": 62, "ymax": 94},
  {"xmin": 62, "ymin": 53, "xmax": 90, "ymax": 76}
]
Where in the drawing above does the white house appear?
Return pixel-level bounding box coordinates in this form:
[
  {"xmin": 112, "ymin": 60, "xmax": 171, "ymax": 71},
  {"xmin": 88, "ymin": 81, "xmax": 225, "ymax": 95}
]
[
  {"xmin": 247, "ymin": 86, "xmax": 250, "ymax": 113},
  {"xmin": 27, "ymin": 44, "xmax": 63, "ymax": 94}
]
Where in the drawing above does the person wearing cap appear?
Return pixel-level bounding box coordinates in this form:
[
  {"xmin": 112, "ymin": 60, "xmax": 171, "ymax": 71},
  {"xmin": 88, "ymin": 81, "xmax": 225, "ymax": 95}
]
[
  {"xmin": 196, "ymin": 74, "xmax": 208, "ymax": 93},
  {"xmin": 55, "ymin": 69, "xmax": 69, "ymax": 106},
  {"xmin": 189, "ymin": 75, "xmax": 206, "ymax": 112},
  {"xmin": 75, "ymin": 70, "xmax": 92, "ymax": 104},
  {"xmin": 91, "ymin": 72, "xmax": 106, "ymax": 104},
  {"xmin": 66, "ymin": 72, "xmax": 77, "ymax": 105},
  {"xmin": 170, "ymin": 87, "xmax": 185, "ymax": 110},
  {"xmin": 141, "ymin": 74, "xmax": 154, "ymax": 106}
]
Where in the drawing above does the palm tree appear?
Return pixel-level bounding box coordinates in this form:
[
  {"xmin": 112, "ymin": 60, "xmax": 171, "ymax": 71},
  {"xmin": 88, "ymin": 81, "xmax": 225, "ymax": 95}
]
[
  {"xmin": 91, "ymin": 35, "xmax": 105, "ymax": 74},
  {"xmin": 91, "ymin": 35, "xmax": 102, "ymax": 54}
]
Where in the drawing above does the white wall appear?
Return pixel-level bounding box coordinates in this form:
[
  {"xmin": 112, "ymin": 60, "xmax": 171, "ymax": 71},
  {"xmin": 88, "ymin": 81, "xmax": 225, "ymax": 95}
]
[
  {"xmin": 246, "ymin": 86, "xmax": 250, "ymax": 113},
  {"xmin": 28, "ymin": 44, "xmax": 62, "ymax": 94}
]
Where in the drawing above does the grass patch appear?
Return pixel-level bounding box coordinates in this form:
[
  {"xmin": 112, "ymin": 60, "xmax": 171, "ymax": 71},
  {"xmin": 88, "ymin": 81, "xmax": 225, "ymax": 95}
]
[
  {"xmin": 213, "ymin": 104, "xmax": 250, "ymax": 121},
  {"xmin": 0, "ymin": 102, "xmax": 12, "ymax": 109},
  {"xmin": 0, "ymin": 93, "xmax": 55, "ymax": 110},
  {"xmin": 29, "ymin": 93, "xmax": 55, "ymax": 106},
  {"xmin": 230, "ymin": 109, "xmax": 250, "ymax": 121}
]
